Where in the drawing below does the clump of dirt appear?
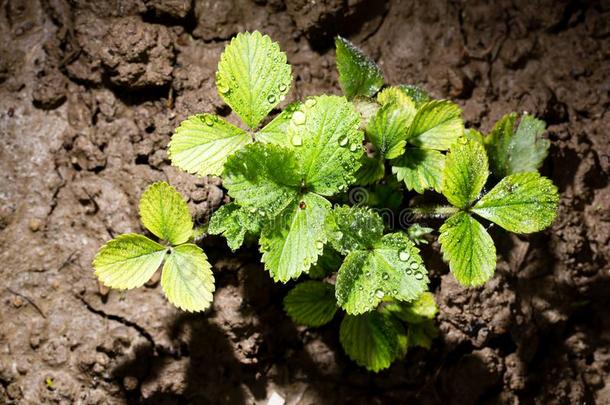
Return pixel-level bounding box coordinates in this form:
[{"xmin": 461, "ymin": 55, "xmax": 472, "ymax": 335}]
[{"xmin": 0, "ymin": 0, "xmax": 608, "ymax": 403}]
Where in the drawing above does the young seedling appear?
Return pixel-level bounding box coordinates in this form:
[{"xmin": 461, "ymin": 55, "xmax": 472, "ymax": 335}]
[
  {"xmin": 93, "ymin": 182, "xmax": 214, "ymax": 312},
  {"xmin": 92, "ymin": 31, "xmax": 559, "ymax": 372}
]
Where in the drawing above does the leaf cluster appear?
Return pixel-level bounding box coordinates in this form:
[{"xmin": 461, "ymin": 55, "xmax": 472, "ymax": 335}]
[{"xmin": 92, "ymin": 32, "xmax": 560, "ymax": 372}]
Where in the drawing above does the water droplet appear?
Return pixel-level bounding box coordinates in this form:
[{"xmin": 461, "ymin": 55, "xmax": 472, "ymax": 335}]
[
  {"xmin": 217, "ymin": 82, "xmax": 230, "ymax": 94},
  {"xmin": 410, "ymin": 262, "xmax": 419, "ymax": 270},
  {"xmin": 406, "ymin": 269, "xmax": 413, "ymax": 275},
  {"xmin": 292, "ymin": 110, "xmax": 306, "ymax": 125},
  {"xmin": 249, "ymin": 207, "xmax": 257, "ymax": 213},
  {"xmin": 316, "ymin": 241, "xmax": 324, "ymax": 249},
  {"xmin": 305, "ymin": 98, "xmax": 317, "ymax": 107},
  {"xmin": 267, "ymin": 94, "xmax": 277, "ymax": 104},
  {"xmin": 399, "ymin": 251, "xmax": 410, "ymax": 262},
  {"xmin": 366, "ymin": 271, "xmax": 372, "ymax": 277},
  {"xmin": 349, "ymin": 143, "xmax": 359, "ymax": 152},
  {"xmin": 278, "ymin": 83, "xmax": 287, "ymax": 93},
  {"xmin": 338, "ymin": 137, "xmax": 349, "ymax": 147},
  {"xmin": 415, "ymin": 271, "xmax": 424, "ymax": 280},
  {"xmin": 204, "ymin": 116, "xmax": 215, "ymax": 126},
  {"xmin": 392, "ymin": 289, "xmax": 398, "ymax": 295},
  {"xmin": 375, "ymin": 289, "xmax": 385, "ymax": 299},
  {"xmin": 458, "ymin": 136, "xmax": 468, "ymax": 144},
  {"xmin": 358, "ymin": 285, "xmax": 364, "ymax": 291},
  {"xmin": 291, "ymin": 135, "xmax": 303, "ymax": 146},
  {"xmin": 382, "ymin": 273, "xmax": 389, "ymax": 280}
]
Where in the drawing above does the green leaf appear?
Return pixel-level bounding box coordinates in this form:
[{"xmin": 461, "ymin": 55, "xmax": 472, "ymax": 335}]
[
  {"xmin": 325, "ymin": 206, "xmax": 384, "ymax": 254},
  {"xmin": 161, "ymin": 244, "xmax": 215, "ymax": 312},
  {"xmin": 223, "ymin": 142, "xmax": 300, "ymax": 217},
  {"xmin": 355, "ymin": 155, "xmax": 385, "ymax": 185},
  {"xmin": 169, "ymin": 114, "xmax": 252, "ymax": 177},
  {"xmin": 308, "ymin": 246, "xmax": 342, "ymax": 279},
  {"xmin": 260, "ymin": 193, "xmax": 330, "ymax": 282},
  {"xmin": 336, "ymin": 233, "xmax": 429, "ymax": 315},
  {"xmin": 383, "ymin": 292, "xmax": 438, "ymax": 323},
  {"xmin": 472, "ymin": 172, "xmax": 559, "ymax": 233},
  {"xmin": 377, "ymin": 87, "xmax": 417, "ymax": 112},
  {"xmin": 288, "ymin": 95, "xmax": 364, "ymax": 195},
  {"xmin": 208, "ymin": 203, "xmax": 263, "ymax": 251},
  {"xmin": 397, "ymin": 84, "xmax": 431, "ymax": 107},
  {"xmin": 391, "ymin": 148, "xmax": 445, "ymax": 194},
  {"xmin": 367, "ymin": 102, "xmax": 415, "ymax": 159},
  {"xmin": 439, "ymin": 212, "xmax": 496, "ymax": 286},
  {"xmin": 340, "ymin": 311, "xmax": 407, "ymax": 372},
  {"xmin": 283, "ymin": 281, "xmax": 338, "ymax": 327},
  {"xmin": 256, "ymin": 102, "xmax": 302, "ymax": 145},
  {"xmin": 335, "ymin": 36, "xmax": 384, "ymax": 99},
  {"xmin": 464, "ymin": 128, "xmax": 484, "ymax": 144},
  {"xmin": 139, "ymin": 182, "xmax": 193, "ymax": 245},
  {"xmin": 408, "ymin": 319, "xmax": 438, "ymax": 349},
  {"xmin": 216, "ymin": 31, "xmax": 292, "ymax": 128},
  {"xmin": 408, "ymin": 100, "xmax": 464, "ymax": 150},
  {"xmin": 93, "ymin": 234, "xmax": 167, "ymax": 289},
  {"xmin": 442, "ymin": 138, "xmax": 489, "ymax": 209},
  {"xmin": 406, "ymin": 223, "xmax": 434, "ymax": 245},
  {"xmin": 484, "ymin": 113, "xmax": 549, "ymax": 178},
  {"xmin": 352, "ymin": 96, "xmax": 381, "ymax": 129}
]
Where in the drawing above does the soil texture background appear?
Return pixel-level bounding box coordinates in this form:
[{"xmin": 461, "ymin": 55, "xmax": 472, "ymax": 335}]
[{"xmin": 0, "ymin": 0, "xmax": 609, "ymax": 403}]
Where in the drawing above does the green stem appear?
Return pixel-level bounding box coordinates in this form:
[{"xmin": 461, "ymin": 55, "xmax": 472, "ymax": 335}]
[{"xmin": 406, "ymin": 205, "xmax": 459, "ymax": 219}]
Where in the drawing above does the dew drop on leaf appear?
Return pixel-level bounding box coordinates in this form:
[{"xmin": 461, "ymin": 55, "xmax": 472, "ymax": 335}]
[
  {"xmin": 382, "ymin": 272, "xmax": 389, "ymax": 280},
  {"xmin": 338, "ymin": 136, "xmax": 349, "ymax": 147},
  {"xmin": 305, "ymin": 98, "xmax": 317, "ymax": 107},
  {"xmin": 349, "ymin": 143, "xmax": 359, "ymax": 152},
  {"xmin": 292, "ymin": 110, "xmax": 306, "ymax": 125},
  {"xmin": 375, "ymin": 289, "xmax": 385, "ymax": 299},
  {"xmin": 414, "ymin": 271, "xmax": 424, "ymax": 280},
  {"xmin": 392, "ymin": 289, "xmax": 398, "ymax": 295},
  {"xmin": 316, "ymin": 240, "xmax": 324, "ymax": 249},
  {"xmin": 458, "ymin": 136, "xmax": 468, "ymax": 144},
  {"xmin": 365, "ymin": 271, "xmax": 372, "ymax": 277},
  {"xmin": 399, "ymin": 251, "xmax": 410, "ymax": 262},
  {"xmin": 406, "ymin": 269, "xmax": 413, "ymax": 275},
  {"xmin": 267, "ymin": 94, "xmax": 277, "ymax": 104},
  {"xmin": 204, "ymin": 116, "xmax": 215, "ymax": 126},
  {"xmin": 410, "ymin": 262, "xmax": 419, "ymax": 270},
  {"xmin": 278, "ymin": 83, "xmax": 287, "ymax": 93},
  {"xmin": 291, "ymin": 135, "xmax": 303, "ymax": 146}
]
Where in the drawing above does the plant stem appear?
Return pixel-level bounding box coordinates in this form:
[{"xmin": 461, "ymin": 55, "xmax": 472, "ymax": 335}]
[{"xmin": 406, "ymin": 205, "xmax": 459, "ymax": 219}]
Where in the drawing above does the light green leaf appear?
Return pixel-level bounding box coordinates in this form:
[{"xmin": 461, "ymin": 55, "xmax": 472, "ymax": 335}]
[
  {"xmin": 161, "ymin": 244, "xmax": 215, "ymax": 312},
  {"xmin": 472, "ymin": 172, "xmax": 559, "ymax": 233},
  {"xmin": 465, "ymin": 128, "xmax": 484, "ymax": 144},
  {"xmin": 367, "ymin": 102, "xmax": 415, "ymax": 159},
  {"xmin": 352, "ymin": 96, "xmax": 381, "ymax": 129},
  {"xmin": 325, "ymin": 206, "xmax": 384, "ymax": 255},
  {"xmin": 260, "ymin": 193, "xmax": 330, "ymax": 282},
  {"xmin": 439, "ymin": 212, "xmax": 496, "ymax": 286},
  {"xmin": 216, "ymin": 31, "xmax": 292, "ymax": 128},
  {"xmin": 408, "ymin": 100, "xmax": 464, "ymax": 150},
  {"xmin": 283, "ymin": 281, "xmax": 338, "ymax": 327},
  {"xmin": 355, "ymin": 155, "xmax": 385, "ymax": 186},
  {"xmin": 377, "ymin": 87, "xmax": 417, "ymax": 112},
  {"xmin": 383, "ymin": 292, "xmax": 438, "ymax": 323},
  {"xmin": 442, "ymin": 138, "xmax": 489, "ymax": 209},
  {"xmin": 340, "ymin": 311, "xmax": 407, "ymax": 372},
  {"xmin": 139, "ymin": 182, "xmax": 193, "ymax": 245},
  {"xmin": 335, "ymin": 36, "xmax": 384, "ymax": 99},
  {"xmin": 93, "ymin": 234, "xmax": 167, "ymax": 289},
  {"xmin": 256, "ymin": 102, "xmax": 302, "ymax": 145},
  {"xmin": 288, "ymin": 95, "xmax": 364, "ymax": 195},
  {"xmin": 485, "ymin": 113, "xmax": 549, "ymax": 177},
  {"xmin": 397, "ymin": 84, "xmax": 431, "ymax": 107},
  {"xmin": 391, "ymin": 148, "xmax": 445, "ymax": 193},
  {"xmin": 169, "ymin": 114, "xmax": 252, "ymax": 177},
  {"xmin": 334, "ymin": 231, "xmax": 429, "ymax": 315},
  {"xmin": 208, "ymin": 203, "xmax": 262, "ymax": 251},
  {"xmin": 223, "ymin": 142, "xmax": 300, "ymax": 217}
]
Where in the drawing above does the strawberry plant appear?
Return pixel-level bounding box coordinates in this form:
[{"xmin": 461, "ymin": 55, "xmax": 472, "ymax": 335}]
[{"xmin": 93, "ymin": 31, "xmax": 559, "ymax": 371}]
